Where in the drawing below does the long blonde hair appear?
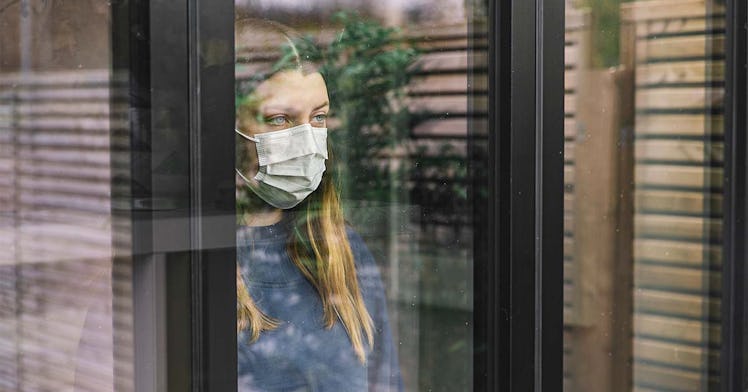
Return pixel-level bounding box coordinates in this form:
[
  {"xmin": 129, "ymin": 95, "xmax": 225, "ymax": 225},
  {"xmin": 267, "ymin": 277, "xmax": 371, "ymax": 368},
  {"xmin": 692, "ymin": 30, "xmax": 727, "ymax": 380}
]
[{"xmin": 235, "ymin": 18, "xmax": 374, "ymax": 363}]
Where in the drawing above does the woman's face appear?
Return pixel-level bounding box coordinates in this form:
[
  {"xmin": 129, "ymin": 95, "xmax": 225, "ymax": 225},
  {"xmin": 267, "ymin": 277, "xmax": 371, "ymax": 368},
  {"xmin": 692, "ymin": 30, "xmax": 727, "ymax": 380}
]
[{"xmin": 237, "ymin": 70, "xmax": 329, "ymax": 177}]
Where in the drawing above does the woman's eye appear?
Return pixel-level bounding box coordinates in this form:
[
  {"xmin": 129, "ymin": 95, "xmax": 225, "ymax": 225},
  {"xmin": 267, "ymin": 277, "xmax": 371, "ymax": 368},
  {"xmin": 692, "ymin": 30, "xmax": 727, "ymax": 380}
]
[
  {"xmin": 312, "ymin": 114, "xmax": 327, "ymax": 123},
  {"xmin": 266, "ymin": 116, "xmax": 288, "ymax": 126}
]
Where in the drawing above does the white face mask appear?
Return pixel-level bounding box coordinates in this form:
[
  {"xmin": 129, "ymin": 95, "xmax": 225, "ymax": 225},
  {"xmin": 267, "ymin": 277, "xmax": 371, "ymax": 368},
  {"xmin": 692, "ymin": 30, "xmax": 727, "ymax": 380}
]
[{"xmin": 236, "ymin": 123, "xmax": 328, "ymax": 209}]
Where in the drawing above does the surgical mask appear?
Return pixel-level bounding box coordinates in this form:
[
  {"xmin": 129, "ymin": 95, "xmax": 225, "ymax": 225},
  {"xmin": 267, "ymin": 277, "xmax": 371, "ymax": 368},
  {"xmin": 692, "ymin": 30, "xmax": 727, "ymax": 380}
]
[{"xmin": 235, "ymin": 123, "xmax": 328, "ymax": 209}]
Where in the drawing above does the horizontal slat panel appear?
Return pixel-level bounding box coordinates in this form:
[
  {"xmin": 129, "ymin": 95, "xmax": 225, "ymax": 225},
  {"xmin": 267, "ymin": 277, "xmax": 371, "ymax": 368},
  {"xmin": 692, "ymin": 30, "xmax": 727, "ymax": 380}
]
[
  {"xmin": 635, "ymin": 214, "xmax": 722, "ymax": 242},
  {"xmin": 0, "ymin": 70, "xmax": 123, "ymax": 86},
  {"xmin": 408, "ymin": 95, "xmax": 487, "ymax": 113},
  {"xmin": 564, "ymin": 283, "xmax": 574, "ymax": 307},
  {"xmin": 16, "ymin": 148, "xmax": 109, "ymax": 167},
  {"xmin": 564, "ymin": 143, "xmax": 575, "ymax": 163},
  {"xmin": 635, "ymin": 88, "xmax": 723, "ymax": 110},
  {"xmin": 635, "ymin": 313, "xmax": 720, "ymax": 345},
  {"xmin": 564, "ymin": 118, "xmax": 577, "ymax": 138},
  {"xmin": 622, "ymin": 0, "xmax": 724, "ymax": 22},
  {"xmin": 635, "ymin": 264, "xmax": 721, "ymax": 293},
  {"xmin": 635, "ymin": 338, "xmax": 717, "ymax": 371},
  {"xmin": 0, "ymin": 87, "xmax": 124, "ymax": 101},
  {"xmin": 635, "ymin": 140, "xmax": 723, "ymax": 163},
  {"xmin": 566, "ymin": 10, "xmax": 591, "ymax": 31},
  {"xmin": 565, "ymin": 94, "xmax": 576, "ymax": 115},
  {"xmin": 636, "ymin": 61, "xmax": 725, "ymax": 85},
  {"xmin": 564, "ymin": 236, "xmax": 574, "ymax": 259},
  {"xmin": 411, "ymin": 51, "xmax": 487, "ymax": 72},
  {"xmin": 411, "ymin": 118, "xmax": 487, "ymax": 137},
  {"xmin": 565, "ymin": 165, "xmax": 575, "ymax": 187},
  {"xmin": 0, "ymin": 102, "xmax": 123, "ymax": 117},
  {"xmin": 637, "ymin": 35, "xmax": 724, "ymax": 62},
  {"xmin": 635, "ymin": 189, "xmax": 723, "ymax": 215},
  {"xmin": 564, "ymin": 69, "xmax": 578, "ymax": 91},
  {"xmin": 15, "ymin": 177, "xmax": 110, "ymax": 196},
  {"xmin": 636, "ymin": 16, "xmax": 725, "ymax": 37},
  {"xmin": 15, "ymin": 130, "xmax": 110, "ymax": 148},
  {"xmin": 564, "ymin": 193, "xmax": 574, "ymax": 212},
  {"xmin": 635, "ymin": 165, "xmax": 723, "ymax": 189},
  {"xmin": 635, "ymin": 238, "xmax": 721, "ymax": 266},
  {"xmin": 635, "ymin": 113, "xmax": 723, "ymax": 136},
  {"xmin": 564, "ymin": 213, "xmax": 573, "ymax": 234},
  {"xmin": 409, "ymin": 74, "xmax": 488, "ymax": 94},
  {"xmin": 633, "ymin": 361, "xmax": 717, "ymax": 391},
  {"xmin": 635, "ymin": 288, "xmax": 720, "ymax": 319},
  {"xmin": 565, "ymin": 44, "xmax": 581, "ymax": 68}
]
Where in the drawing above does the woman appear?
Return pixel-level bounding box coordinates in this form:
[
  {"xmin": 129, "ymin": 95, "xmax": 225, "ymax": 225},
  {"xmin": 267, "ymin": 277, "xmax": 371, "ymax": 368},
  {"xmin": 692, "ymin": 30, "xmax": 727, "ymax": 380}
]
[{"xmin": 235, "ymin": 18, "xmax": 402, "ymax": 391}]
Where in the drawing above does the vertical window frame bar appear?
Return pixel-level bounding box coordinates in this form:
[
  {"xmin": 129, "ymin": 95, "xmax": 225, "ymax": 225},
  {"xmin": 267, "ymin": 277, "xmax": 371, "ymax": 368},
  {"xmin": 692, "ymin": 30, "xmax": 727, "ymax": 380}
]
[
  {"xmin": 477, "ymin": 0, "xmax": 564, "ymax": 390},
  {"xmin": 722, "ymin": 0, "xmax": 748, "ymax": 390}
]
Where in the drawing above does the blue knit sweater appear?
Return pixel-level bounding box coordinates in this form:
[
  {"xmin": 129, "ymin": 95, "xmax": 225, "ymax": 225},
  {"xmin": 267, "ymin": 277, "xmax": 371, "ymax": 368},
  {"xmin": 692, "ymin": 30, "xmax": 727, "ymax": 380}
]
[{"xmin": 237, "ymin": 219, "xmax": 403, "ymax": 392}]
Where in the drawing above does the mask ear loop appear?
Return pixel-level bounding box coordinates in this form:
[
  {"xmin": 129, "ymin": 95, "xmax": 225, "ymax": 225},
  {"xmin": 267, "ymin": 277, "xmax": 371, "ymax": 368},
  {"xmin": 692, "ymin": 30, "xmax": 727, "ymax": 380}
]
[{"xmin": 235, "ymin": 128, "xmax": 258, "ymax": 142}]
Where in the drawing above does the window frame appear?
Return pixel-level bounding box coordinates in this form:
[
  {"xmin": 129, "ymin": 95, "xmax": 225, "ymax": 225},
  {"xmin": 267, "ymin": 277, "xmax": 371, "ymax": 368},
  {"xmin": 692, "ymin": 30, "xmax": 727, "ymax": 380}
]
[
  {"xmin": 474, "ymin": 0, "xmax": 564, "ymax": 390},
  {"xmin": 722, "ymin": 0, "xmax": 748, "ymax": 390}
]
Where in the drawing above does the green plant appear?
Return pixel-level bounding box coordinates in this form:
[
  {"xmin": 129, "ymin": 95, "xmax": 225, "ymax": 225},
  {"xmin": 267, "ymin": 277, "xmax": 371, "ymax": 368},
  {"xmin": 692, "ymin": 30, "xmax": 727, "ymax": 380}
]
[{"xmin": 291, "ymin": 12, "xmax": 419, "ymax": 203}]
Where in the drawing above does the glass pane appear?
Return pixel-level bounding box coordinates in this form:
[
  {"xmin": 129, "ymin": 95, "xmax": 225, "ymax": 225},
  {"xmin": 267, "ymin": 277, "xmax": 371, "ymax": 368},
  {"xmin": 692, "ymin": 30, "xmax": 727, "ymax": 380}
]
[
  {"xmin": 234, "ymin": 2, "xmax": 487, "ymax": 390},
  {"xmin": 0, "ymin": 1, "xmax": 133, "ymax": 391},
  {"xmin": 563, "ymin": 0, "xmax": 724, "ymax": 390}
]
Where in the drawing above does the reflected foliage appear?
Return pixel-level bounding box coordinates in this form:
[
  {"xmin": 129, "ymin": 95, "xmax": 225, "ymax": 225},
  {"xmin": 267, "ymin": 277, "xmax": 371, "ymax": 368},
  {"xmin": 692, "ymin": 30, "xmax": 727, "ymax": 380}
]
[{"xmin": 289, "ymin": 12, "xmax": 419, "ymax": 203}]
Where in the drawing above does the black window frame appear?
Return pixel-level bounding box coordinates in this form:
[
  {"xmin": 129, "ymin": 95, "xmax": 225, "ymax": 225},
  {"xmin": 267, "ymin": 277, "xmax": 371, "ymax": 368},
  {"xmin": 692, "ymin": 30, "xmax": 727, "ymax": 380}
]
[
  {"xmin": 722, "ymin": 0, "xmax": 748, "ymax": 390},
  {"xmin": 111, "ymin": 0, "xmax": 748, "ymax": 389},
  {"xmin": 474, "ymin": 0, "xmax": 564, "ymax": 390}
]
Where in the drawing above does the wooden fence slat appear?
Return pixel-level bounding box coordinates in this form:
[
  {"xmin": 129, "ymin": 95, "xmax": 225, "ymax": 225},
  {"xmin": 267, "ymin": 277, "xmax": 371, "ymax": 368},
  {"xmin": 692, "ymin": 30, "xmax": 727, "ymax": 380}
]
[
  {"xmin": 411, "ymin": 51, "xmax": 487, "ymax": 72},
  {"xmin": 566, "ymin": 10, "xmax": 592, "ymax": 31},
  {"xmin": 635, "ymin": 140, "xmax": 723, "ymax": 163},
  {"xmin": 622, "ymin": 0, "xmax": 725, "ymax": 22},
  {"xmin": 636, "ymin": 61, "xmax": 725, "ymax": 85},
  {"xmin": 633, "ymin": 362, "xmax": 717, "ymax": 391},
  {"xmin": 409, "ymin": 74, "xmax": 488, "ymax": 94},
  {"xmin": 635, "ymin": 237, "xmax": 721, "ymax": 266},
  {"xmin": 565, "ymin": 44, "xmax": 580, "ymax": 68},
  {"xmin": 564, "ymin": 143, "xmax": 575, "ymax": 163},
  {"xmin": 635, "ymin": 214, "xmax": 722, "ymax": 243},
  {"xmin": 635, "ymin": 165, "xmax": 723, "ymax": 189},
  {"xmin": 564, "ymin": 118, "xmax": 577, "ymax": 139},
  {"xmin": 16, "ymin": 177, "xmax": 111, "ymax": 197},
  {"xmin": 565, "ymin": 165, "xmax": 575, "ymax": 187},
  {"xmin": 635, "ymin": 189, "xmax": 723, "ymax": 215},
  {"xmin": 410, "ymin": 118, "xmax": 487, "ymax": 137},
  {"xmin": 16, "ymin": 131, "xmax": 110, "ymax": 148},
  {"xmin": 0, "ymin": 70, "xmax": 124, "ymax": 86},
  {"xmin": 634, "ymin": 313, "xmax": 720, "ymax": 345},
  {"xmin": 635, "ymin": 263, "xmax": 721, "ymax": 294},
  {"xmin": 635, "ymin": 338, "xmax": 717, "ymax": 371},
  {"xmin": 565, "ymin": 69, "xmax": 578, "ymax": 91},
  {"xmin": 564, "ymin": 236, "xmax": 574, "ymax": 259},
  {"xmin": 565, "ymin": 94, "xmax": 577, "ymax": 115},
  {"xmin": 17, "ymin": 148, "xmax": 110, "ymax": 166},
  {"xmin": 636, "ymin": 35, "xmax": 725, "ymax": 62},
  {"xmin": 0, "ymin": 87, "xmax": 124, "ymax": 101},
  {"xmin": 635, "ymin": 88, "xmax": 723, "ymax": 110},
  {"xmin": 635, "ymin": 288, "xmax": 719, "ymax": 319},
  {"xmin": 636, "ymin": 17, "xmax": 725, "ymax": 38},
  {"xmin": 408, "ymin": 95, "xmax": 486, "ymax": 114},
  {"xmin": 635, "ymin": 113, "xmax": 723, "ymax": 136}
]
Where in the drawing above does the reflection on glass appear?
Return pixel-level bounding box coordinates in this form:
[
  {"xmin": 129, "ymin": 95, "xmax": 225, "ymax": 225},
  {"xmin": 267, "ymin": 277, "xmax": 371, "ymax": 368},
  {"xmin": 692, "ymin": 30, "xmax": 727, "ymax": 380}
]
[
  {"xmin": 235, "ymin": 1, "xmax": 486, "ymax": 390},
  {"xmin": 564, "ymin": 0, "xmax": 723, "ymax": 390},
  {"xmin": 0, "ymin": 1, "xmax": 131, "ymax": 391}
]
